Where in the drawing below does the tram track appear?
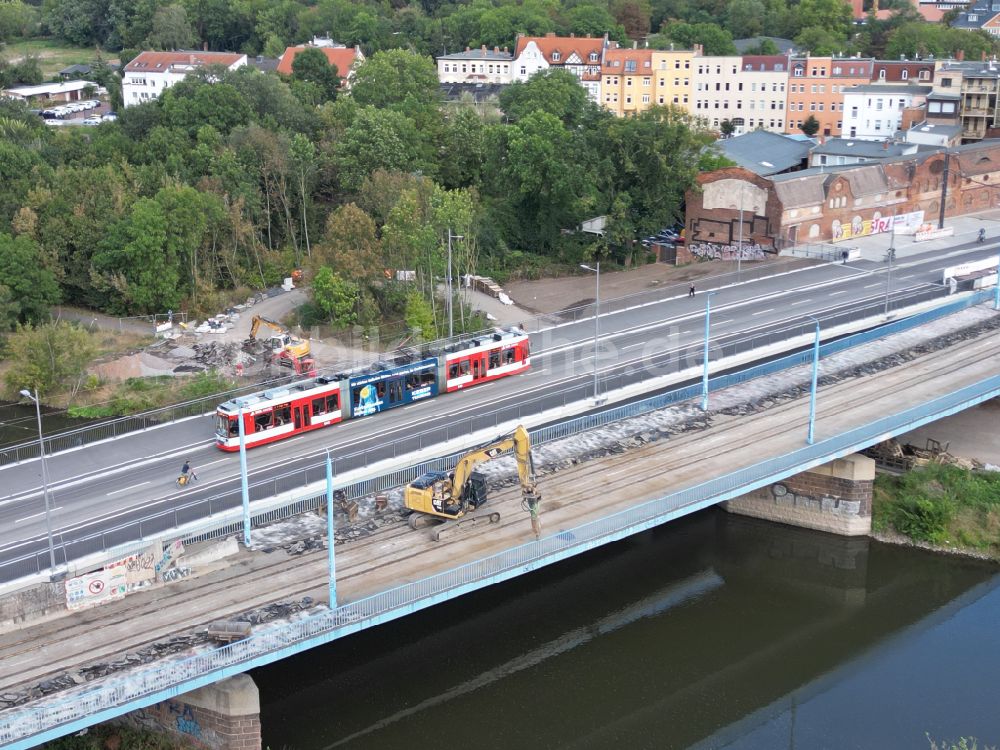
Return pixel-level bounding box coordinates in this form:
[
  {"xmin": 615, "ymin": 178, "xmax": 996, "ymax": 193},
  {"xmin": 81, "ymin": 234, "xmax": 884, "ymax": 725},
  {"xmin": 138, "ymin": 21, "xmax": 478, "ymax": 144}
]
[{"xmin": 1, "ymin": 324, "xmax": 998, "ymax": 703}]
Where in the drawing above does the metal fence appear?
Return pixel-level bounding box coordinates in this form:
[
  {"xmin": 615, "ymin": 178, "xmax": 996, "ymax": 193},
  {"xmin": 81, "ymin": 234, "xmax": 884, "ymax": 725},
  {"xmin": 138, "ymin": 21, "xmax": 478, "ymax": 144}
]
[
  {"xmin": 1, "ymin": 288, "xmax": 990, "ymax": 583},
  {"xmin": 4, "ymin": 368, "xmax": 999, "ymax": 749}
]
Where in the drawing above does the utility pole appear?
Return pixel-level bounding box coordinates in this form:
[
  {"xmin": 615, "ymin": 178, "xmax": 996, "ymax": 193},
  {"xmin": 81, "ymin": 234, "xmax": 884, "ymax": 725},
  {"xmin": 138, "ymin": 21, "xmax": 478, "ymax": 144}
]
[
  {"xmin": 447, "ymin": 229, "xmax": 464, "ymax": 339},
  {"xmin": 737, "ymin": 185, "xmax": 744, "ymax": 282}
]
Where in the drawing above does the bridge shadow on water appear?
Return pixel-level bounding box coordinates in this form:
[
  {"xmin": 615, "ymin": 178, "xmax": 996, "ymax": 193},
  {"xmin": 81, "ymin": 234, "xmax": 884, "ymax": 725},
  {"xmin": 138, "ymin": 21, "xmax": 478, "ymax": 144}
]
[{"xmin": 255, "ymin": 509, "xmax": 1000, "ymax": 750}]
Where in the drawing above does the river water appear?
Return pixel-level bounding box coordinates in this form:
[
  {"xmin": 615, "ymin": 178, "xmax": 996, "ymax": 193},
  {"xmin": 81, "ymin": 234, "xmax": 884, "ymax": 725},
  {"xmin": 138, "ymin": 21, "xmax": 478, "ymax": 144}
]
[{"xmin": 254, "ymin": 510, "xmax": 1000, "ymax": 749}]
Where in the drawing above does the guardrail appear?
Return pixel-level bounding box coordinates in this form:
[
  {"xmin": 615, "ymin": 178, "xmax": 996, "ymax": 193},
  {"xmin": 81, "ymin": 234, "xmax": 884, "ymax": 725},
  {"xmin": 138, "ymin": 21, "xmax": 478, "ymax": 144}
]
[
  {"xmin": 1, "ymin": 288, "xmax": 989, "ymax": 583},
  {"xmin": 4, "ymin": 368, "xmax": 999, "ymax": 749}
]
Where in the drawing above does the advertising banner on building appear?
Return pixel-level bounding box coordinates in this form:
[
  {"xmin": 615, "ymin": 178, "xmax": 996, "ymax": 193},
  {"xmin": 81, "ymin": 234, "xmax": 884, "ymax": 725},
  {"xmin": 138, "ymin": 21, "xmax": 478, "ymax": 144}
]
[
  {"xmin": 65, "ymin": 568, "xmax": 127, "ymax": 611},
  {"xmin": 831, "ymin": 211, "xmax": 924, "ymax": 242}
]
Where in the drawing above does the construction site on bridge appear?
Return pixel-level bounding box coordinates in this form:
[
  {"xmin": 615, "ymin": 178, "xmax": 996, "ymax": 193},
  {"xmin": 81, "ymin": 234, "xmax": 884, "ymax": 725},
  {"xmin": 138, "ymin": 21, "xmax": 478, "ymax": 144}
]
[{"xmin": 0, "ymin": 300, "xmax": 998, "ymax": 721}]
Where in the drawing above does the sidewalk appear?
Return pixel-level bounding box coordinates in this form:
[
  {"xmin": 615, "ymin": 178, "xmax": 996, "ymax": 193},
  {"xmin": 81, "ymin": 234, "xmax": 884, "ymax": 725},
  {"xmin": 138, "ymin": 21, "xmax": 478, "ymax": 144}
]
[{"xmin": 847, "ymin": 208, "xmax": 1000, "ymax": 262}]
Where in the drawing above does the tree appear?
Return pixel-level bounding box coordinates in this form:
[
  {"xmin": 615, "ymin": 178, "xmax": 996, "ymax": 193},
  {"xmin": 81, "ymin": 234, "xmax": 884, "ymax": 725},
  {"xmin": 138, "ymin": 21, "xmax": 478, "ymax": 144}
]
[
  {"xmin": 611, "ymin": 0, "xmax": 653, "ymax": 38},
  {"xmin": 0, "ymin": 233, "xmax": 60, "ymax": 328},
  {"xmin": 800, "ymin": 114, "xmax": 820, "ymax": 137},
  {"xmin": 0, "ymin": 1, "xmax": 36, "ymax": 42},
  {"xmin": 315, "ymin": 203, "xmax": 381, "ymax": 283},
  {"xmin": 740, "ymin": 38, "xmax": 781, "ymax": 55},
  {"xmin": 350, "ymin": 49, "xmax": 440, "ymax": 113},
  {"xmin": 3, "ymin": 322, "xmax": 96, "ymax": 397},
  {"xmin": 794, "ymin": 0, "xmax": 853, "ymax": 38},
  {"xmin": 404, "ymin": 289, "xmax": 435, "ymax": 341},
  {"xmin": 720, "ymin": 119, "xmax": 736, "ymax": 137},
  {"xmin": 795, "ymin": 26, "xmax": 852, "ymax": 56},
  {"xmin": 290, "ymin": 47, "xmax": 341, "ymax": 102},
  {"xmin": 147, "ymin": 4, "xmax": 194, "ymax": 50},
  {"xmin": 332, "ymin": 106, "xmax": 428, "ymax": 193},
  {"xmin": 499, "ymin": 69, "xmax": 597, "ymax": 128},
  {"xmin": 884, "ymin": 23, "xmax": 997, "ymax": 60},
  {"xmin": 565, "ymin": 5, "xmax": 623, "ymax": 38},
  {"xmin": 311, "ymin": 266, "xmax": 359, "ymax": 327},
  {"xmin": 661, "ymin": 22, "xmax": 738, "ymax": 56},
  {"xmin": 724, "ymin": 0, "xmax": 766, "ymax": 38}
]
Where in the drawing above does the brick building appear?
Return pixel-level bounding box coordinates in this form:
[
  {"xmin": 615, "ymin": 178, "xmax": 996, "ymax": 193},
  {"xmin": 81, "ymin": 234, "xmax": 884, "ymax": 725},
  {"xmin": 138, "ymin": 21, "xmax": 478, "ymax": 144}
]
[{"xmin": 685, "ymin": 140, "xmax": 1000, "ymax": 250}]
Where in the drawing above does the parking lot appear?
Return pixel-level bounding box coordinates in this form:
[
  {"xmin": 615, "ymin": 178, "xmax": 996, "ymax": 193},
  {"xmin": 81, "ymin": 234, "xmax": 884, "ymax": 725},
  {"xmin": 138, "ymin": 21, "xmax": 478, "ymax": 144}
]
[{"xmin": 38, "ymin": 98, "xmax": 116, "ymax": 126}]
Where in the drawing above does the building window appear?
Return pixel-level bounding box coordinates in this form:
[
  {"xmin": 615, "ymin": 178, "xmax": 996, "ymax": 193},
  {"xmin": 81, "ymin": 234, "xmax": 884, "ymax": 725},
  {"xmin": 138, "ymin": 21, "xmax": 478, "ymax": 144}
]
[
  {"xmin": 901, "ymin": 70, "xmax": 909, "ymax": 80},
  {"xmin": 552, "ymin": 52, "xmax": 561, "ymax": 61},
  {"xmin": 625, "ymin": 60, "xmax": 636, "ymax": 72},
  {"xmin": 919, "ymin": 69, "xmax": 930, "ymax": 81},
  {"xmin": 879, "ymin": 69, "xmax": 886, "ymax": 79},
  {"xmin": 833, "ymin": 66, "xmax": 842, "ymax": 75},
  {"xmin": 642, "ymin": 94, "xmax": 650, "ymax": 103}
]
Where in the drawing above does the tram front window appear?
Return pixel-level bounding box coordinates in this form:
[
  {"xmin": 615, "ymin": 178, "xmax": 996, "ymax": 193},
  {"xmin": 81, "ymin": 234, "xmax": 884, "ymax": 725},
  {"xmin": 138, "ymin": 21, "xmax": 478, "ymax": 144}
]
[{"xmin": 216, "ymin": 414, "xmax": 230, "ymax": 437}]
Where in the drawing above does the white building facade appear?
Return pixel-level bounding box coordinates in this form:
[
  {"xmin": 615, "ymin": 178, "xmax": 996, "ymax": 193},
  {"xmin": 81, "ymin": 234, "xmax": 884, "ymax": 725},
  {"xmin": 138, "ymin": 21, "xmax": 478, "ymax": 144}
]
[
  {"xmin": 691, "ymin": 55, "xmax": 788, "ymax": 135},
  {"xmin": 122, "ymin": 51, "xmax": 247, "ymax": 107},
  {"xmin": 841, "ymin": 84, "xmax": 931, "ymax": 139},
  {"xmin": 436, "ymin": 47, "xmax": 513, "ymax": 84}
]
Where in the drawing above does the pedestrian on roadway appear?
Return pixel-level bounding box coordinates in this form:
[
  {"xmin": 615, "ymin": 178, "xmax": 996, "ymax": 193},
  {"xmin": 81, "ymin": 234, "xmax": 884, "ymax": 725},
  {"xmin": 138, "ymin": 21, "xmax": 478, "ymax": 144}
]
[{"xmin": 689, "ymin": 284, "xmax": 696, "ymax": 298}]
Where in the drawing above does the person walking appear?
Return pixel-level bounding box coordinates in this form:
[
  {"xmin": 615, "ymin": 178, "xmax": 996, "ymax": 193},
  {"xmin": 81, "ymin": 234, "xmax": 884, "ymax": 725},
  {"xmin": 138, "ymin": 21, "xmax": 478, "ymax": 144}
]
[{"xmin": 689, "ymin": 284, "xmax": 696, "ymax": 298}]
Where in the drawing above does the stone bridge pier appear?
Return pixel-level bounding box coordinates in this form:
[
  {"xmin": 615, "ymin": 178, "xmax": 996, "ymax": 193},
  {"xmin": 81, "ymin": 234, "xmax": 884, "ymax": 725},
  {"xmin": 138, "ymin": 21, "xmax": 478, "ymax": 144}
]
[
  {"xmin": 723, "ymin": 453, "xmax": 875, "ymax": 536},
  {"xmin": 118, "ymin": 674, "xmax": 261, "ymax": 750}
]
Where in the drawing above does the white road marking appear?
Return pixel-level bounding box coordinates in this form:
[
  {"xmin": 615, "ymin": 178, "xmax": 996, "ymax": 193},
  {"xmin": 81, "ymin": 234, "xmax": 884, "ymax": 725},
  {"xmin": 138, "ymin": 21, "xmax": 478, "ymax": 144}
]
[
  {"xmin": 107, "ymin": 481, "xmax": 150, "ymax": 496},
  {"xmin": 752, "ymin": 308, "xmax": 774, "ymax": 316},
  {"xmin": 829, "ymin": 290, "xmax": 849, "ymax": 295},
  {"xmin": 622, "ymin": 343, "xmax": 645, "ymax": 350},
  {"xmin": 715, "ymin": 319, "xmax": 734, "ymax": 324},
  {"xmin": 864, "ymin": 283, "xmax": 881, "ymax": 288},
  {"xmin": 789, "ymin": 299, "xmax": 811, "ymax": 305},
  {"xmin": 16, "ymin": 508, "xmax": 62, "ymax": 523}
]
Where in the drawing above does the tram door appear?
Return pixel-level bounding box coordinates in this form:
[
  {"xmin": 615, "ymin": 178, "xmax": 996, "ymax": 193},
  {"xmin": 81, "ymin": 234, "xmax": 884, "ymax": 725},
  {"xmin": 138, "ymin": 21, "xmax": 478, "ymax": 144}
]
[{"xmin": 294, "ymin": 406, "xmax": 304, "ymax": 429}]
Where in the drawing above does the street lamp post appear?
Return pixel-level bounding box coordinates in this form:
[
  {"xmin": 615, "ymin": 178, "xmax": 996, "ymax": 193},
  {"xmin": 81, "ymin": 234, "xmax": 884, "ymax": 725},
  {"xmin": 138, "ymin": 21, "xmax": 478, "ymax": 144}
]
[
  {"xmin": 700, "ymin": 291, "xmax": 717, "ymax": 411},
  {"xmin": 447, "ymin": 229, "xmax": 464, "ymax": 339},
  {"xmin": 237, "ymin": 402, "xmax": 251, "ymax": 547},
  {"xmin": 884, "ymin": 210, "xmax": 897, "ymax": 317},
  {"xmin": 19, "ymin": 389, "xmax": 56, "ymax": 571},
  {"xmin": 737, "ymin": 186, "xmax": 744, "ymax": 282},
  {"xmin": 995, "ymin": 245, "xmax": 1000, "ymax": 311},
  {"xmin": 580, "ymin": 262, "xmax": 602, "ymax": 404},
  {"xmin": 806, "ymin": 316, "xmax": 821, "ymax": 445}
]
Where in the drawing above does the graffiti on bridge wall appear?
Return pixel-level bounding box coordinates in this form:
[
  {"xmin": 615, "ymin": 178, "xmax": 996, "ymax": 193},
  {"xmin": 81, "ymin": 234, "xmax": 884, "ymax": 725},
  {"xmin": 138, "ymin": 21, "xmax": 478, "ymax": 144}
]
[{"xmin": 689, "ymin": 243, "xmax": 770, "ymax": 261}]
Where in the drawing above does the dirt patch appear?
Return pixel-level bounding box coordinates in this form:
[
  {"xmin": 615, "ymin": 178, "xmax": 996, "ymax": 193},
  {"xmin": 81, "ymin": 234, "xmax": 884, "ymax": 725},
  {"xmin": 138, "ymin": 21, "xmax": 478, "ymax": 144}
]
[{"xmin": 506, "ymin": 256, "xmax": 809, "ymax": 315}]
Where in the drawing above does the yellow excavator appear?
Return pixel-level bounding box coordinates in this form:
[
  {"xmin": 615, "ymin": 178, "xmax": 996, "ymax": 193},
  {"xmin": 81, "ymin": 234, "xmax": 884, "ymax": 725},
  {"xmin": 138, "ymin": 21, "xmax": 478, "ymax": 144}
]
[
  {"xmin": 404, "ymin": 425, "xmax": 542, "ymax": 542},
  {"xmin": 247, "ymin": 315, "xmax": 312, "ymax": 365}
]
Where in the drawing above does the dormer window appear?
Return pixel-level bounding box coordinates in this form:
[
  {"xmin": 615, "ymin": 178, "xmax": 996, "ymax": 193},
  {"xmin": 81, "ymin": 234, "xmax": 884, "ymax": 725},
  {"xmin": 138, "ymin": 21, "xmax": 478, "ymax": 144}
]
[
  {"xmin": 625, "ymin": 59, "xmax": 636, "ymax": 72},
  {"xmin": 794, "ymin": 65, "xmax": 804, "ymax": 77},
  {"xmin": 552, "ymin": 51, "xmax": 560, "ymax": 61},
  {"xmin": 970, "ymin": 13, "xmax": 979, "ymax": 20},
  {"xmin": 589, "ymin": 52, "xmax": 598, "ymax": 61}
]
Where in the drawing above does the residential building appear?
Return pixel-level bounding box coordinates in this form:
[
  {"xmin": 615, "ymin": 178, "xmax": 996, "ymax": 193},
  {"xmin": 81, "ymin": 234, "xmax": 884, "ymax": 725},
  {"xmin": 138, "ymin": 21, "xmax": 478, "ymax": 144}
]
[
  {"xmin": 785, "ymin": 56, "xmax": 873, "ymax": 137},
  {"xmin": 841, "ymin": 84, "xmax": 931, "ymax": 139},
  {"xmin": 122, "ymin": 51, "xmax": 246, "ymax": 107},
  {"xmin": 905, "ymin": 120, "xmax": 963, "ymax": 146},
  {"xmin": 692, "ymin": 55, "xmax": 742, "ymax": 130},
  {"xmin": 276, "ymin": 43, "xmax": 365, "ymax": 86},
  {"xmin": 650, "ymin": 47, "xmax": 695, "ymax": 111},
  {"xmin": 513, "ymin": 33, "xmax": 607, "ymax": 101},
  {"xmin": 602, "ymin": 47, "xmax": 654, "ymax": 116},
  {"xmin": 736, "ymin": 55, "xmax": 789, "ymax": 133},
  {"xmin": 934, "ymin": 58, "xmax": 1000, "ymax": 140},
  {"xmin": 437, "ymin": 46, "xmax": 513, "ymax": 84},
  {"xmin": 871, "ymin": 60, "xmax": 934, "ymax": 84},
  {"xmin": 951, "ymin": 0, "xmax": 1000, "ymax": 35}
]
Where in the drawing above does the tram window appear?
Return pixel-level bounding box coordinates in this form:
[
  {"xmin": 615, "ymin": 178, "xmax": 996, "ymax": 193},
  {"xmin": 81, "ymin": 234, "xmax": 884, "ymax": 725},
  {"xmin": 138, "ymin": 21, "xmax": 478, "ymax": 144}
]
[
  {"xmin": 254, "ymin": 413, "xmax": 272, "ymax": 431},
  {"xmin": 422, "ymin": 370, "xmax": 435, "ymax": 385},
  {"xmin": 229, "ymin": 419, "xmax": 239, "ymax": 436},
  {"xmin": 406, "ymin": 374, "xmax": 419, "ymax": 390},
  {"xmin": 312, "ymin": 397, "xmax": 325, "ymax": 415},
  {"xmin": 275, "ymin": 405, "xmax": 291, "ymax": 425},
  {"xmin": 390, "ymin": 381, "xmax": 403, "ymax": 402},
  {"xmin": 449, "ymin": 364, "xmax": 459, "ymax": 379},
  {"xmin": 460, "ymin": 361, "xmax": 470, "ymax": 376},
  {"xmin": 327, "ymin": 393, "xmax": 339, "ymax": 411},
  {"xmin": 376, "ymin": 382, "xmax": 386, "ymax": 398},
  {"xmin": 505, "ymin": 348, "xmax": 515, "ymax": 364},
  {"xmin": 488, "ymin": 351, "xmax": 501, "ymax": 370}
]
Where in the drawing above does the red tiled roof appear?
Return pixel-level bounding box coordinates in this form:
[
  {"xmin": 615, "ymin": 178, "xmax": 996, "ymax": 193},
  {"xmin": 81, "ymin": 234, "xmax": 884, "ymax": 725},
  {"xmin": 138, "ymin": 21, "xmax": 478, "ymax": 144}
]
[
  {"xmin": 276, "ymin": 46, "xmax": 362, "ymax": 77},
  {"xmin": 601, "ymin": 48, "xmax": 653, "ymax": 76},
  {"xmin": 514, "ymin": 34, "xmax": 605, "ymax": 65},
  {"xmin": 124, "ymin": 51, "xmax": 244, "ymax": 73}
]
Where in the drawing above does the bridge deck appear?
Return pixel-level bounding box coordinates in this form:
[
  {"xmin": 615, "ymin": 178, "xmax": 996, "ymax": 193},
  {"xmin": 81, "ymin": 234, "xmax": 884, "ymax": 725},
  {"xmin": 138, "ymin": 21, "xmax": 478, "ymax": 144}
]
[{"xmin": 1, "ymin": 321, "xmax": 998, "ymax": 706}]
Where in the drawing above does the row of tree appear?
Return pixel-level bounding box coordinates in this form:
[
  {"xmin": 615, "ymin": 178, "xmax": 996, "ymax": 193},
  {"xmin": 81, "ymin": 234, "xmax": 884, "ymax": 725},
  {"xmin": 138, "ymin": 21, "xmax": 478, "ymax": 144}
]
[
  {"xmin": 0, "ymin": 50, "xmax": 719, "ymax": 337},
  {"xmin": 4, "ymin": 0, "xmax": 996, "ymax": 63}
]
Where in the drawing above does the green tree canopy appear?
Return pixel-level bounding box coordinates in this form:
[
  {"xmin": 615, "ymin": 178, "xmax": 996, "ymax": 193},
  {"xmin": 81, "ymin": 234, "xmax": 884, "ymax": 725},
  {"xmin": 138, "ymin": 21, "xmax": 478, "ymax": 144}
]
[
  {"xmin": 311, "ymin": 266, "xmax": 359, "ymax": 327},
  {"xmin": 290, "ymin": 47, "xmax": 342, "ymax": 102},
  {"xmin": 146, "ymin": 4, "xmax": 194, "ymax": 49},
  {"xmin": 499, "ymin": 69, "xmax": 597, "ymax": 129},
  {"xmin": 800, "ymin": 114, "xmax": 820, "ymax": 137},
  {"xmin": 660, "ymin": 22, "xmax": 737, "ymax": 55},
  {"xmin": 885, "ymin": 23, "xmax": 997, "ymax": 60},
  {"xmin": 350, "ymin": 49, "xmax": 440, "ymax": 113},
  {"xmin": 4, "ymin": 322, "xmax": 96, "ymax": 397},
  {"xmin": 332, "ymin": 106, "xmax": 428, "ymax": 192},
  {"xmin": 0, "ymin": 233, "xmax": 60, "ymax": 328}
]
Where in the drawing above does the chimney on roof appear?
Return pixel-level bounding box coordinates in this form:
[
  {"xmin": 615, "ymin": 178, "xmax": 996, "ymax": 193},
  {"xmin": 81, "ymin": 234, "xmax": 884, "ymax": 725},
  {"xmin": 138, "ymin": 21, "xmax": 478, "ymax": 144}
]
[
  {"xmin": 570, "ymin": 33, "xmax": 575, "ymax": 38},
  {"xmin": 883, "ymin": 140, "xmax": 889, "ymax": 149},
  {"xmin": 494, "ymin": 46, "xmax": 499, "ymax": 53},
  {"xmin": 503, "ymin": 47, "xmax": 508, "ymax": 53},
  {"xmin": 190, "ymin": 54, "xmax": 196, "ymax": 64},
  {"xmin": 957, "ymin": 49, "xmax": 965, "ymax": 61},
  {"xmin": 465, "ymin": 46, "xmax": 471, "ymax": 52},
  {"xmin": 632, "ymin": 40, "xmax": 637, "ymax": 49}
]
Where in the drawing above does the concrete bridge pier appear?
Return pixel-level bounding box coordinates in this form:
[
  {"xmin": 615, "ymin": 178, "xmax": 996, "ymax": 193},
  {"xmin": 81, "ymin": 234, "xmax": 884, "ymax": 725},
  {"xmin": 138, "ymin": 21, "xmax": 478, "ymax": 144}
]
[
  {"xmin": 118, "ymin": 674, "xmax": 261, "ymax": 750},
  {"xmin": 723, "ymin": 454, "xmax": 875, "ymax": 537}
]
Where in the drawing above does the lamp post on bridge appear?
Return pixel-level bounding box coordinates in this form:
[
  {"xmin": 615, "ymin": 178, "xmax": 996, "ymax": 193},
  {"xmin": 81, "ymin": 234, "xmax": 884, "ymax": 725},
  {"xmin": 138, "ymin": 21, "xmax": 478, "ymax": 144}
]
[
  {"xmin": 19, "ymin": 389, "xmax": 57, "ymax": 572},
  {"xmin": 580, "ymin": 262, "xmax": 604, "ymax": 405},
  {"xmin": 701, "ymin": 291, "xmax": 717, "ymax": 411},
  {"xmin": 806, "ymin": 316, "xmax": 821, "ymax": 445}
]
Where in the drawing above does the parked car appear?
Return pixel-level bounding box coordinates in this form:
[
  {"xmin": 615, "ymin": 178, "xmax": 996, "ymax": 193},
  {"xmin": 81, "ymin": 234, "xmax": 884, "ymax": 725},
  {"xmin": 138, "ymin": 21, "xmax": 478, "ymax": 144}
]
[
  {"xmin": 41, "ymin": 109, "xmax": 60, "ymax": 119},
  {"xmin": 102, "ymin": 111, "xmax": 118, "ymax": 122},
  {"xmin": 82, "ymin": 116, "xmax": 102, "ymax": 126}
]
